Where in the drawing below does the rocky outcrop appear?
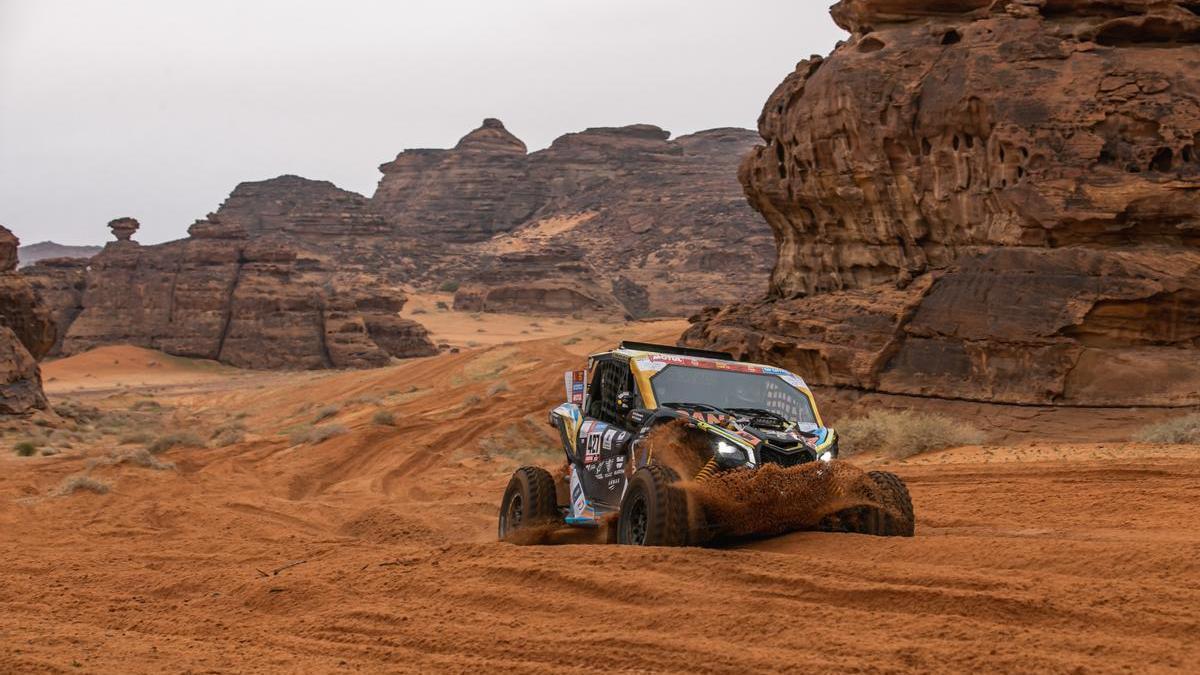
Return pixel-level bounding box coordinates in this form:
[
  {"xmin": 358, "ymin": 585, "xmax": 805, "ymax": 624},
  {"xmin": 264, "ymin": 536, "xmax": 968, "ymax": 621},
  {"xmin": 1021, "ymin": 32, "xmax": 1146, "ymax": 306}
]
[
  {"xmin": 26, "ymin": 180, "xmax": 437, "ymax": 370},
  {"xmin": 0, "ymin": 226, "xmax": 55, "ymax": 413},
  {"xmin": 22, "ymin": 257, "xmax": 88, "ymax": 356},
  {"xmin": 376, "ymin": 121, "xmax": 773, "ymax": 317},
  {"xmin": 684, "ymin": 0, "xmax": 1200, "ymax": 407},
  {"xmin": 25, "ymin": 119, "xmax": 769, "ymax": 367}
]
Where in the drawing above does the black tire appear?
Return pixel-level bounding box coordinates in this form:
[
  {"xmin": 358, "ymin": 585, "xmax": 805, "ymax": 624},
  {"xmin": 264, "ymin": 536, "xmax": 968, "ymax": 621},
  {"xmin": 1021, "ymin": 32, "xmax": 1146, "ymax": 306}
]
[
  {"xmin": 820, "ymin": 470, "xmax": 915, "ymax": 537},
  {"xmin": 498, "ymin": 466, "xmax": 559, "ymax": 540},
  {"xmin": 617, "ymin": 465, "xmax": 690, "ymax": 546}
]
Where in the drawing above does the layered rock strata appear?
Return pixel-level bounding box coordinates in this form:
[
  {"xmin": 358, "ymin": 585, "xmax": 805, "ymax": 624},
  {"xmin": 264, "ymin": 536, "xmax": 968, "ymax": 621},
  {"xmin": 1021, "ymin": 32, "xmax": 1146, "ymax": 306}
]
[
  {"xmin": 0, "ymin": 226, "xmax": 55, "ymax": 413},
  {"xmin": 684, "ymin": 0, "xmax": 1200, "ymax": 406}
]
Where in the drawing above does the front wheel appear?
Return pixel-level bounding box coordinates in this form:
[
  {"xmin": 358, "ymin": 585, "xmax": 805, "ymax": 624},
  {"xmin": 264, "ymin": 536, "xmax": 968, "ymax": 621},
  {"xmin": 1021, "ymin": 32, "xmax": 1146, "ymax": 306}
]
[
  {"xmin": 498, "ymin": 466, "xmax": 559, "ymax": 540},
  {"xmin": 617, "ymin": 465, "xmax": 690, "ymax": 546}
]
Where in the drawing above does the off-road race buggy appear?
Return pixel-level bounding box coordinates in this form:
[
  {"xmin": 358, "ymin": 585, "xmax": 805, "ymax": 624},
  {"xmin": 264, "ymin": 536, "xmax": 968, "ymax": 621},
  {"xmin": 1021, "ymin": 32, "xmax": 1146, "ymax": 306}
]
[{"xmin": 498, "ymin": 342, "xmax": 915, "ymax": 546}]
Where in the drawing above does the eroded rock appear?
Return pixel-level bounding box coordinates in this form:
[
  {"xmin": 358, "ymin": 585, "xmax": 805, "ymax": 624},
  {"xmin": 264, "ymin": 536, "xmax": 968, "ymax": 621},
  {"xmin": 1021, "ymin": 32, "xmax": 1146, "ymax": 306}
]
[
  {"xmin": 684, "ymin": 0, "xmax": 1200, "ymax": 406},
  {"xmin": 0, "ymin": 226, "xmax": 55, "ymax": 413}
]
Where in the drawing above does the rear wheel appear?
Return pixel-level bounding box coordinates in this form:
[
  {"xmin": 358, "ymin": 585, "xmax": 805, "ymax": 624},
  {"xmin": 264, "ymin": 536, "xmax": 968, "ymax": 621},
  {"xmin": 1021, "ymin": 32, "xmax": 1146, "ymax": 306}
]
[
  {"xmin": 498, "ymin": 466, "xmax": 558, "ymax": 540},
  {"xmin": 821, "ymin": 470, "xmax": 915, "ymax": 537},
  {"xmin": 618, "ymin": 465, "xmax": 690, "ymax": 546}
]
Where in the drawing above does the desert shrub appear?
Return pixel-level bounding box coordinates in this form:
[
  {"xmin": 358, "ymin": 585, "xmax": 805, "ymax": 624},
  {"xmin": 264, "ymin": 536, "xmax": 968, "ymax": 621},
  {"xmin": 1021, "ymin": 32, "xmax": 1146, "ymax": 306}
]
[
  {"xmin": 435, "ymin": 301, "xmax": 449, "ymax": 311},
  {"xmin": 561, "ymin": 336, "xmax": 581, "ymax": 346},
  {"xmin": 487, "ymin": 381, "xmax": 510, "ymax": 396},
  {"xmin": 838, "ymin": 410, "xmax": 984, "ymax": 459},
  {"xmin": 308, "ymin": 424, "xmax": 348, "ymax": 444},
  {"xmin": 146, "ymin": 432, "xmax": 203, "ymax": 454},
  {"xmin": 411, "ymin": 307, "xmax": 428, "ymax": 315},
  {"xmin": 14, "ymin": 441, "xmax": 38, "ymax": 457},
  {"xmin": 119, "ymin": 449, "xmax": 175, "ymax": 471},
  {"xmin": 131, "ymin": 399, "xmax": 162, "ymax": 411},
  {"xmin": 56, "ymin": 474, "xmax": 110, "ymax": 496},
  {"xmin": 212, "ymin": 427, "xmax": 246, "ymax": 447},
  {"xmin": 462, "ymin": 394, "xmax": 482, "ymax": 408},
  {"xmin": 1134, "ymin": 414, "xmax": 1200, "ymax": 444},
  {"xmin": 290, "ymin": 424, "xmax": 348, "ymax": 445},
  {"xmin": 288, "ymin": 425, "xmax": 314, "ymax": 445},
  {"xmin": 119, "ymin": 432, "xmax": 155, "ymax": 445},
  {"xmin": 54, "ymin": 401, "xmax": 102, "ymax": 423},
  {"xmin": 372, "ymin": 410, "xmax": 397, "ymax": 426},
  {"xmin": 438, "ymin": 280, "xmax": 460, "ymax": 293},
  {"xmin": 313, "ymin": 405, "xmax": 340, "ymax": 422}
]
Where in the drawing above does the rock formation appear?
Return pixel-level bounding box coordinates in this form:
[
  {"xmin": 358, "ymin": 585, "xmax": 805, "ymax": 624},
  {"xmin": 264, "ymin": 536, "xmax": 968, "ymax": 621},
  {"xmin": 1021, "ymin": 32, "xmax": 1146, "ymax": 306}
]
[
  {"xmin": 684, "ymin": 0, "xmax": 1200, "ymax": 407},
  {"xmin": 24, "ymin": 118, "xmax": 769, "ymax": 370},
  {"xmin": 375, "ymin": 121, "xmax": 773, "ymax": 318},
  {"xmin": 24, "ymin": 179, "xmax": 438, "ymax": 369},
  {"xmin": 0, "ymin": 226, "xmax": 55, "ymax": 413}
]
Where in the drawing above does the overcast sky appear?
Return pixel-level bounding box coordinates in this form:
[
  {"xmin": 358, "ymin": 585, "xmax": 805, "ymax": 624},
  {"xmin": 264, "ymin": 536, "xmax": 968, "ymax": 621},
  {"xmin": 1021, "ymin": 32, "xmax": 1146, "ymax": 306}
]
[{"xmin": 0, "ymin": 1, "xmax": 845, "ymax": 246}]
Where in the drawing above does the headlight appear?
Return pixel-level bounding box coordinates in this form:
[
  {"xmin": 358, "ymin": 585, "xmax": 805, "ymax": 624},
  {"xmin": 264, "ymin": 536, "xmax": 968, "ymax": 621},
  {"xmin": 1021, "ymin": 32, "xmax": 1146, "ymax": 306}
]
[
  {"xmin": 711, "ymin": 437, "xmax": 750, "ymax": 467},
  {"xmin": 819, "ymin": 451, "xmax": 833, "ymax": 462}
]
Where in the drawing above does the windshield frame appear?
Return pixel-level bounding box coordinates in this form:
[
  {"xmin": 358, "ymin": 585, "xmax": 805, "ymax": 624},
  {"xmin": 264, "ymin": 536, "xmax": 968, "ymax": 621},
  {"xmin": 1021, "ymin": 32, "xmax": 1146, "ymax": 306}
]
[{"xmin": 641, "ymin": 362, "xmax": 822, "ymax": 427}]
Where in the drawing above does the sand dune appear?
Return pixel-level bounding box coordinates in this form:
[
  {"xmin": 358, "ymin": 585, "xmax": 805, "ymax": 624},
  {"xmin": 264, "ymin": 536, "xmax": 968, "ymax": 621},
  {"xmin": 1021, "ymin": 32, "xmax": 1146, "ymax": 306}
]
[{"xmin": 2, "ymin": 326, "xmax": 1198, "ymax": 672}]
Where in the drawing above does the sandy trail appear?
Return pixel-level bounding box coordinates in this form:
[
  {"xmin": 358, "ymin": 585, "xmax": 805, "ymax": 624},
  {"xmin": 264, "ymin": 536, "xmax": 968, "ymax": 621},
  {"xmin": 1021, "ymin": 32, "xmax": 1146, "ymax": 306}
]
[{"xmin": 2, "ymin": 324, "xmax": 1198, "ymax": 673}]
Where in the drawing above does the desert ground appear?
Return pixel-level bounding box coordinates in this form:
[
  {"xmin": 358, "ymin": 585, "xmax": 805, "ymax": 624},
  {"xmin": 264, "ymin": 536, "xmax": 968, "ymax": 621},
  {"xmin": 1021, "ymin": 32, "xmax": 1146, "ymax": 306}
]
[{"xmin": 2, "ymin": 309, "xmax": 1198, "ymax": 673}]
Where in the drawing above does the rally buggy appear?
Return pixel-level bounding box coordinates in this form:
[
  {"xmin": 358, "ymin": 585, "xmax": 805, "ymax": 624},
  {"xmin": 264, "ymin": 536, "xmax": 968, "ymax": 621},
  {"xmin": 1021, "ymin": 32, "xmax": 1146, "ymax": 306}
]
[{"xmin": 497, "ymin": 342, "xmax": 914, "ymax": 546}]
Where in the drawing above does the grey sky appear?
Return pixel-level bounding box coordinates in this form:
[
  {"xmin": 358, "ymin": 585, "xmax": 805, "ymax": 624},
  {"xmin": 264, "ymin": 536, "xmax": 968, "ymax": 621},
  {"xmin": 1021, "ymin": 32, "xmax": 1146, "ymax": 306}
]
[{"xmin": 0, "ymin": 1, "xmax": 845, "ymax": 246}]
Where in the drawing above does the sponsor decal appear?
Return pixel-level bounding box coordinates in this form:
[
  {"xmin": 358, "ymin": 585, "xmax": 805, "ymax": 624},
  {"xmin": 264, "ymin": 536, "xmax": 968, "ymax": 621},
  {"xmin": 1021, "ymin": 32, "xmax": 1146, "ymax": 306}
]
[
  {"xmin": 602, "ymin": 428, "xmax": 617, "ymax": 451},
  {"xmin": 569, "ymin": 370, "xmax": 588, "ymax": 405}
]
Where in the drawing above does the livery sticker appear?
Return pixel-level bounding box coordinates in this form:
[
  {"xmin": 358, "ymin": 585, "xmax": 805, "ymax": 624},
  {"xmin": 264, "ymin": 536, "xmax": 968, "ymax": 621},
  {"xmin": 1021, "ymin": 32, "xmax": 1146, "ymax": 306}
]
[
  {"xmin": 602, "ymin": 428, "xmax": 617, "ymax": 451},
  {"xmin": 565, "ymin": 369, "xmax": 588, "ymax": 405}
]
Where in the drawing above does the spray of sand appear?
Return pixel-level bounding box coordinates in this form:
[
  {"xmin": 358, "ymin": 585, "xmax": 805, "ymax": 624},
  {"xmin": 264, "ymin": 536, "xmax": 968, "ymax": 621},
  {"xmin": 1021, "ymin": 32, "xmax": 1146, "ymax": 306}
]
[{"xmin": 645, "ymin": 420, "xmax": 907, "ymax": 541}]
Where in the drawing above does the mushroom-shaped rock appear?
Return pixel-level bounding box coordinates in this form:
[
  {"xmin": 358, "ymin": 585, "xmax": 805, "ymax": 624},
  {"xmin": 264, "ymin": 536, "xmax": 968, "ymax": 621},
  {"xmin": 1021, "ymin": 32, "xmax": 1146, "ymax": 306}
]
[{"xmin": 108, "ymin": 217, "xmax": 140, "ymax": 242}]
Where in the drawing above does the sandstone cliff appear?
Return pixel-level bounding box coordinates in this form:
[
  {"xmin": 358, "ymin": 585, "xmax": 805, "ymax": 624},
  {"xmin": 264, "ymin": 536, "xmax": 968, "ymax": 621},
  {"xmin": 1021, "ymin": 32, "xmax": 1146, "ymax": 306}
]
[
  {"xmin": 25, "ymin": 213, "xmax": 437, "ymax": 369},
  {"xmin": 374, "ymin": 120, "xmax": 773, "ymax": 318},
  {"xmin": 25, "ymin": 118, "xmax": 769, "ymax": 369},
  {"xmin": 684, "ymin": 0, "xmax": 1200, "ymax": 407},
  {"xmin": 0, "ymin": 226, "xmax": 55, "ymax": 413}
]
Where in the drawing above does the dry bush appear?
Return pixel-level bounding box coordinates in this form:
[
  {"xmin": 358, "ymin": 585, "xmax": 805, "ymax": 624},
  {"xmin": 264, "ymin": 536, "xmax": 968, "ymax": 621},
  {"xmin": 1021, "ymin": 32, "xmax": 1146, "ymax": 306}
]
[
  {"xmin": 287, "ymin": 425, "xmax": 314, "ymax": 445},
  {"xmin": 131, "ymin": 399, "xmax": 163, "ymax": 411},
  {"xmin": 438, "ymin": 280, "xmax": 460, "ymax": 293},
  {"xmin": 838, "ymin": 410, "xmax": 984, "ymax": 459},
  {"xmin": 1134, "ymin": 414, "xmax": 1200, "ymax": 444},
  {"xmin": 118, "ymin": 449, "xmax": 175, "ymax": 471},
  {"xmin": 561, "ymin": 336, "xmax": 581, "ymax": 345},
  {"xmin": 119, "ymin": 432, "xmax": 154, "ymax": 445},
  {"xmin": 56, "ymin": 474, "xmax": 110, "ymax": 496},
  {"xmin": 13, "ymin": 441, "xmax": 37, "ymax": 457},
  {"xmin": 313, "ymin": 405, "xmax": 340, "ymax": 422},
  {"xmin": 435, "ymin": 301, "xmax": 449, "ymax": 311},
  {"xmin": 372, "ymin": 410, "xmax": 397, "ymax": 426},
  {"xmin": 487, "ymin": 381, "xmax": 510, "ymax": 396},
  {"xmin": 410, "ymin": 307, "xmax": 428, "ymax": 315},
  {"xmin": 146, "ymin": 432, "xmax": 204, "ymax": 454},
  {"xmin": 462, "ymin": 394, "xmax": 482, "ymax": 408},
  {"xmin": 212, "ymin": 427, "xmax": 246, "ymax": 447},
  {"xmin": 54, "ymin": 400, "xmax": 103, "ymax": 424},
  {"xmin": 308, "ymin": 424, "xmax": 348, "ymax": 444},
  {"xmin": 291, "ymin": 424, "xmax": 349, "ymax": 445}
]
